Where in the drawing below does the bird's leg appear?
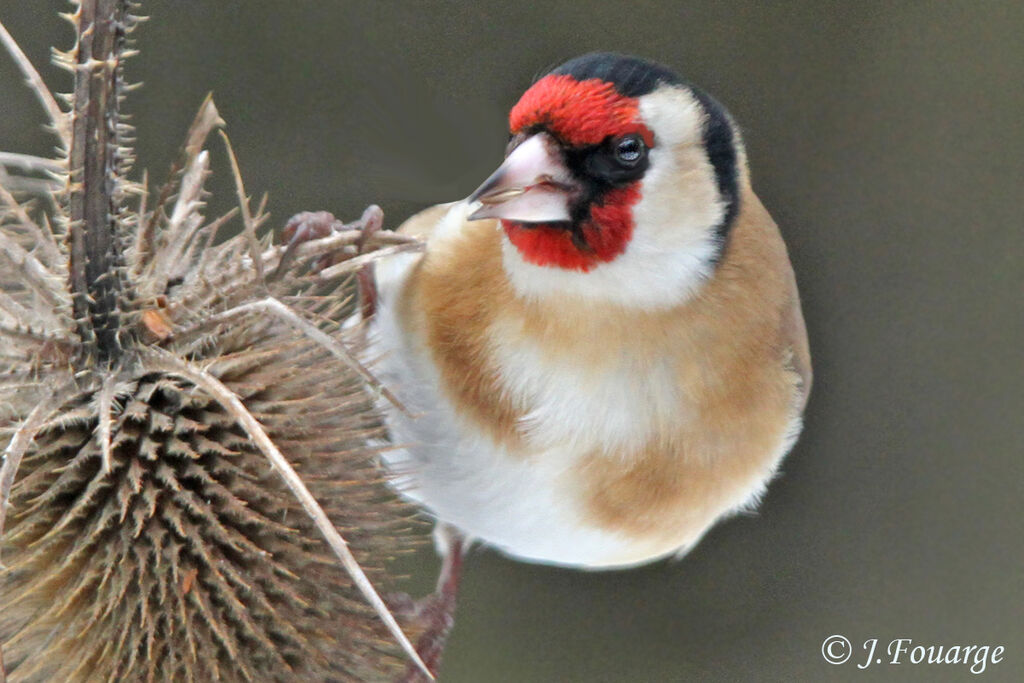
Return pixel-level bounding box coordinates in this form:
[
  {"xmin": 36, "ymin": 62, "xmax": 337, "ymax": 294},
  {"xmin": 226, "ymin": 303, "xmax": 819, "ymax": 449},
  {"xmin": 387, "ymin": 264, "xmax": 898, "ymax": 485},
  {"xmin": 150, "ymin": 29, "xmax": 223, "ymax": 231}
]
[
  {"xmin": 357, "ymin": 262, "xmax": 378, "ymax": 320},
  {"xmin": 354, "ymin": 204, "xmax": 384, "ymax": 253},
  {"xmin": 353, "ymin": 205, "xmax": 383, "ymax": 319},
  {"xmin": 395, "ymin": 525, "xmax": 466, "ymax": 683}
]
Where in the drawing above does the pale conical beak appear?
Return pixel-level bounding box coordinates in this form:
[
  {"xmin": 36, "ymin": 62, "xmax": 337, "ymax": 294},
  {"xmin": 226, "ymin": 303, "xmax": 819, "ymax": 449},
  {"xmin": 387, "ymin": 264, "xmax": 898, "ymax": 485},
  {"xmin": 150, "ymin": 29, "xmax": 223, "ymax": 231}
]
[{"xmin": 467, "ymin": 133, "xmax": 579, "ymax": 223}]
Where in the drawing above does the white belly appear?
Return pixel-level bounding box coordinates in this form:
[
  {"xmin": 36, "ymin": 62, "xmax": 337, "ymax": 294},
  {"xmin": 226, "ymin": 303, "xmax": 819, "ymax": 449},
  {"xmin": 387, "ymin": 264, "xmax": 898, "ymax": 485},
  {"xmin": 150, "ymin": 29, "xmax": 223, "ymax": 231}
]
[
  {"xmin": 368, "ymin": 303, "xmax": 623, "ymax": 565},
  {"xmin": 365, "ymin": 226, "xmax": 794, "ymax": 569},
  {"xmin": 367, "ymin": 250, "xmax": 658, "ymax": 567}
]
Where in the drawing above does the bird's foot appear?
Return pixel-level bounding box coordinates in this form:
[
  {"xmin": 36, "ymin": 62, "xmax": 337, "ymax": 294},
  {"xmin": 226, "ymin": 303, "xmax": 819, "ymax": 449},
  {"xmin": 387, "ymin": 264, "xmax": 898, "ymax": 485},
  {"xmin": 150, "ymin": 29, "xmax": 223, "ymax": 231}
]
[
  {"xmin": 276, "ymin": 205, "xmax": 384, "ymax": 271},
  {"xmin": 275, "ymin": 206, "xmax": 383, "ymax": 316},
  {"xmin": 393, "ymin": 527, "xmax": 465, "ymax": 682}
]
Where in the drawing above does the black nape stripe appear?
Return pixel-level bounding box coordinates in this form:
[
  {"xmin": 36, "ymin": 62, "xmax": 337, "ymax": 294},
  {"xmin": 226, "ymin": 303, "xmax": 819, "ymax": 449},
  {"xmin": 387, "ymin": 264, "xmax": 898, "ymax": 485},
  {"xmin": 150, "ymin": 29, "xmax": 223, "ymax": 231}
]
[
  {"xmin": 688, "ymin": 86, "xmax": 740, "ymax": 255},
  {"xmin": 549, "ymin": 53, "xmax": 741, "ymax": 250}
]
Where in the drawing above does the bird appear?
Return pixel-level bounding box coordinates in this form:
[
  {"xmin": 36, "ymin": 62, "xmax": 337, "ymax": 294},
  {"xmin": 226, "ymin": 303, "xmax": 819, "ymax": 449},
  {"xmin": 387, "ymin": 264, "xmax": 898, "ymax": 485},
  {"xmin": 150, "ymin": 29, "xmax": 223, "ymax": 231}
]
[{"xmin": 288, "ymin": 52, "xmax": 811, "ymax": 572}]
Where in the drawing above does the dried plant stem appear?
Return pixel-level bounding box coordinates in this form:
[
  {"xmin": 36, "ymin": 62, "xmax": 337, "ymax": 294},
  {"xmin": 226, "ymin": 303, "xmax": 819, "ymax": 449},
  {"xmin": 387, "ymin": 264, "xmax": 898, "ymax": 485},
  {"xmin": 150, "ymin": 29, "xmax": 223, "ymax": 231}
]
[
  {"xmin": 136, "ymin": 95, "xmax": 223, "ymax": 274},
  {"xmin": 0, "ymin": 389, "xmax": 56, "ymax": 567},
  {"xmin": 191, "ymin": 206, "xmax": 240, "ymax": 279},
  {"xmin": 67, "ymin": 0, "xmax": 130, "ymax": 360},
  {"xmin": 266, "ymin": 223, "xmax": 423, "ymax": 280},
  {"xmin": 0, "ymin": 152, "xmax": 65, "ymax": 175},
  {"xmin": 146, "ymin": 150, "xmax": 211, "ymax": 293},
  {"xmin": 0, "ymin": 323, "xmax": 71, "ymax": 351},
  {"xmin": 0, "ymin": 19, "xmax": 69, "ymax": 146},
  {"xmin": 0, "ymin": 230, "xmax": 62, "ymax": 310},
  {"xmin": 146, "ymin": 348, "xmax": 433, "ymax": 681},
  {"xmin": 293, "ymin": 227, "xmax": 421, "ymax": 256},
  {"xmin": 96, "ymin": 372, "xmax": 117, "ymax": 474},
  {"xmin": 220, "ymin": 131, "xmax": 266, "ymax": 283},
  {"xmin": 0, "ymin": 183, "xmax": 62, "ymax": 267},
  {"xmin": 317, "ymin": 242, "xmax": 424, "ymax": 281},
  {"xmin": 0, "ymin": 173, "xmax": 61, "ymax": 196},
  {"xmin": 189, "ymin": 297, "xmax": 412, "ymax": 416},
  {"xmin": 0, "ymin": 292, "xmax": 34, "ymax": 326}
]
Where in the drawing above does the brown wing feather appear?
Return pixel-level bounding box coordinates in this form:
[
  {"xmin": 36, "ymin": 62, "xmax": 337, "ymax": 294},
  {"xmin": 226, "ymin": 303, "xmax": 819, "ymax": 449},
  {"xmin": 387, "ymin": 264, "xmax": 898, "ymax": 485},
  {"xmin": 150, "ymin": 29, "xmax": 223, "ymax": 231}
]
[{"xmin": 781, "ymin": 273, "xmax": 813, "ymax": 411}]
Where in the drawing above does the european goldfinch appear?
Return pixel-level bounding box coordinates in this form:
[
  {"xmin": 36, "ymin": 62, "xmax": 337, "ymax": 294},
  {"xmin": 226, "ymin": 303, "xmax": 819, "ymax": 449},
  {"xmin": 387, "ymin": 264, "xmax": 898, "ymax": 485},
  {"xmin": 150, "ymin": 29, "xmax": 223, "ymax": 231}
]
[{"xmin": 341, "ymin": 52, "xmax": 810, "ymax": 569}]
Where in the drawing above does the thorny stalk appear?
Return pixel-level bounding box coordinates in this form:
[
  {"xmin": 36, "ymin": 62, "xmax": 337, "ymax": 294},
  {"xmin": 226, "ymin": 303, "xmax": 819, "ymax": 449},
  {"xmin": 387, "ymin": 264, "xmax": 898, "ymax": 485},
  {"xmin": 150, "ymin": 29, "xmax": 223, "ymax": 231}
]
[{"xmin": 66, "ymin": 0, "xmax": 132, "ymax": 360}]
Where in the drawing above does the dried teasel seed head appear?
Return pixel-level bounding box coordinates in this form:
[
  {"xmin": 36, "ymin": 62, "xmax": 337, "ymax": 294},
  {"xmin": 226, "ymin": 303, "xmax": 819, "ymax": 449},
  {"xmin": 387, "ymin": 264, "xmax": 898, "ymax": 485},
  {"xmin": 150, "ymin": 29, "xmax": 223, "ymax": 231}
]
[{"xmin": 1, "ymin": 3, "xmax": 433, "ymax": 681}]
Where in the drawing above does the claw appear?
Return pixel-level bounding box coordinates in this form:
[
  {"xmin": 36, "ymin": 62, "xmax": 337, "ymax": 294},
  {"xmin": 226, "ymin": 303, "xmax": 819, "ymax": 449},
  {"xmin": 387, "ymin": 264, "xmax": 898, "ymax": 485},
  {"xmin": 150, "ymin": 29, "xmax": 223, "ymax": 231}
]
[
  {"xmin": 280, "ymin": 210, "xmax": 343, "ymax": 245},
  {"xmin": 274, "ymin": 208, "xmax": 389, "ymax": 281},
  {"xmin": 354, "ymin": 204, "xmax": 384, "ymax": 254},
  {"xmin": 274, "ymin": 211, "xmax": 344, "ymax": 279}
]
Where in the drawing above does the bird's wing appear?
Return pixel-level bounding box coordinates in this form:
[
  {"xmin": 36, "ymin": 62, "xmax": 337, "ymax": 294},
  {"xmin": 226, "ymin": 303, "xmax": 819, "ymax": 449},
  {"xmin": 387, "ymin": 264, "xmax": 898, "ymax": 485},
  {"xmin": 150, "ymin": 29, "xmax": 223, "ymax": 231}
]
[
  {"xmin": 372, "ymin": 202, "xmax": 460, "ymax": 305},
  {"xmin": 395, "ymin": 202, "xmax": 458, "ymax": 239},
  {"xmin": 780, "ymin": 270, "xmax": 812, "ymax": 411}
]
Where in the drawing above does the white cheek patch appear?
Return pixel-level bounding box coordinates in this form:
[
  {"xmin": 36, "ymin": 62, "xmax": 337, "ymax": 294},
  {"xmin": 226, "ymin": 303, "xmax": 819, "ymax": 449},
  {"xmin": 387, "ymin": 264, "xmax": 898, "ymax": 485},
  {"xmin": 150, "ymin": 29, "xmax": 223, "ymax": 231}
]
[{"xmin": 640, "ymin": 88, "xmax": 705, "ymax": 148}]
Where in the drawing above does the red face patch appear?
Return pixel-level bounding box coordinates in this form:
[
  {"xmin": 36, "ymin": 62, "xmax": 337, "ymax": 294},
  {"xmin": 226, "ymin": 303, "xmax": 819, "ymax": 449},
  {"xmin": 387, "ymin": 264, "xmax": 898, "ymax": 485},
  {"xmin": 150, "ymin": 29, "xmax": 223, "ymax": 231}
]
[
  {"xmin": 509, "ymin": 74, "xmax": 653, "ymax": 147},
  {"xmin": 501, "ymin": 184, "xmax": 640, "ymax": 271},
  {"xmin": 504, "ymin": 74, "xmax": 651, "ymax": 271}
]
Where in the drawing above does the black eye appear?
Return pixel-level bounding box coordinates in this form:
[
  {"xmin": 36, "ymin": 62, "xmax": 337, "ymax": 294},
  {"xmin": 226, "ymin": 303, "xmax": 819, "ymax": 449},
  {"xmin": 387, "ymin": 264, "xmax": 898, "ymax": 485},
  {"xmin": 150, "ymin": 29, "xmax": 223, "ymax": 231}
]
[{"xmin": 613, "ymin": 135, "xmax": 645, "ymax": 166}]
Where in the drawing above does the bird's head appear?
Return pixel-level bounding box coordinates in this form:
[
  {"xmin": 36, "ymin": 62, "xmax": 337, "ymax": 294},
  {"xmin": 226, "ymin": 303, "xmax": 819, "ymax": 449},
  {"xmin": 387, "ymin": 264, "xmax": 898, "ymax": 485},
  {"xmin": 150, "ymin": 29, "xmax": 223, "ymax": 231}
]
[{"xmin": 468, "ymin": 52, "xmax": 747, "ymax": 308}]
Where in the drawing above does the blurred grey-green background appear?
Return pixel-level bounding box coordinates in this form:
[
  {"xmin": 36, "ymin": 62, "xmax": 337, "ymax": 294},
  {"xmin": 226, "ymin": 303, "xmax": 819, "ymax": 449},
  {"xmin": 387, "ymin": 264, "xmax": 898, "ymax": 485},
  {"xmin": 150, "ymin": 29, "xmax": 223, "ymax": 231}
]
[{"xmin": 1, "ymin": 2, "xmax": 1021, "ymax": 681}]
